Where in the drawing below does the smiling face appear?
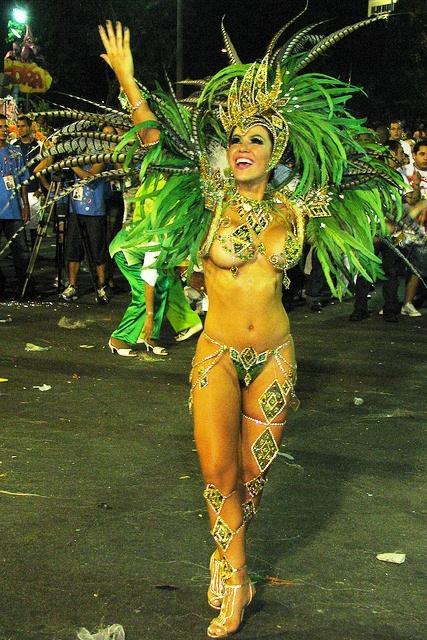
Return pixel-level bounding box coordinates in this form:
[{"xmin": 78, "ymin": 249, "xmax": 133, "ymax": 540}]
[{"xmin": 227, "ymin": 125, "xmax": 273, "ymax": 185}]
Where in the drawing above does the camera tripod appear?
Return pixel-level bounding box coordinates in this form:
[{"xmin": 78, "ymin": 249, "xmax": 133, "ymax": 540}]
[{"xmin": 20, "ymin": 175, "xmax": 100, "ymax": 300}]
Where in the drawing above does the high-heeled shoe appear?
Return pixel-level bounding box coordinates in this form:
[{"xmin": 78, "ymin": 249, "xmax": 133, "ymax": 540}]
[
  {"xmin": 207, "ymin": 579, "xmax": 255, "ymax": 638},
  {"xmin": 108, "ymin": 338, "xmax": 138, "ymax": 357},
  {"xmin": 207, "ymin": 550, "xmax": 225, "ymax": 610},
  {"xmin": 140, "ymin": 340, "xmax": 168, "ymax": 357}
]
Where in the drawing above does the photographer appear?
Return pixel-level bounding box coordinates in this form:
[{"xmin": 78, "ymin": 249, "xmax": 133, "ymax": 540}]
[{"xmin": 60, "ymin": 161, "xmax": 110, "ymax": 303}]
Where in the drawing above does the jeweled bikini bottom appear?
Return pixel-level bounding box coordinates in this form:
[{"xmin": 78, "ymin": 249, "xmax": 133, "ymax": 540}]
[{"xmin": 189, "ymin": 331, "xmax": 299, "ymax": 414}]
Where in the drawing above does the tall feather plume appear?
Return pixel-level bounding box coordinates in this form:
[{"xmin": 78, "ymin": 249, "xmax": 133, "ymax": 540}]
[
  {"xmin": 134, "ymin": 79, "xmax": 195, "ymax": 158},
  {"xmin": 51, "ymin": 91, "xmax": 127, "ymax": 117},
  {"xmin": 294, "ymin": 14, "xmax": 389, "ymax": 72},
  {"xmin": 35, "ymin": 150, "xmax": 145, "ymax": 176},
  {"xmin": 265, "ymin": 0, "xmax": 309, "ymax": 60},
  {"xmin": 148, "ymin": 165, "xmax": 196, "ymax": 176},
  {"xmin": 178, "ymin": 79, "xmax": 209, "ymax": 87},
  {"xmin": 292, "ymin": 34, "xmax": 322, "ymax": 53},
  {"xmin": 39, "ymin": 121, "xmax": 97, "ymax": 158},
  {"xmin": 162, "ymin": 67, "xmax": 192, "ymax": 137},
  {"xmin": 273, "ymin": 21, "xmax": 329, "ymax": 65},
  {"xmin": 45, "ymin": 100, "xmax": 131, "ymax": 127},
  {"xmin": 221, "ymin": 17, "xmax": 242, "ymax": 65},
  {"xmin": 48, "ymin": 120, "xmax": 93, "ymax": 137},
  {"xmin": 43, "ymin": 131, "xmax": 123, "ymax": 157},
  {"xmin": 190, "ymin": 107, "xmax": 203, "ymax": 157},
  {"xmin": 29, "ymin": 109, "xmax": 128, "ymax": 126},
  {"xmin": 69, "ymin": 131, "xmax": 122, "ymax": 144},
  {"xmin": 179, "ymin": 93, "xmax": 202, "ymax": 106}
]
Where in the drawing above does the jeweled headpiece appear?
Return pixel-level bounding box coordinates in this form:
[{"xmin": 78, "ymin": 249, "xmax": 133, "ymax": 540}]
[{"xmin": 219, "ymin": 58, "xmax": 290, "ymax": 170}]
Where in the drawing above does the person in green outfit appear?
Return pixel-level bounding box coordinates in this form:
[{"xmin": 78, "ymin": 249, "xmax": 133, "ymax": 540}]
[{"xmin": 108, "ymin": 207, "xmax": 202, "ymax": 357}]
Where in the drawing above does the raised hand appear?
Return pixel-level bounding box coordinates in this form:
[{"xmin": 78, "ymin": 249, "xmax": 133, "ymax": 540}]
[
  {"xmin": 99, "ymin": 20, "xmax": 160, "ymax": 144},
  {"xmin": 99, "ymin": 20, "xmax": 134, "ymax": 88}
]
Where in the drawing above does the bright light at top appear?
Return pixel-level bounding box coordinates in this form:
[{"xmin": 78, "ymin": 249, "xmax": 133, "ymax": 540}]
[{"xmin": 12, "ymin": 7, "xmax": 28, "ymax": 24}]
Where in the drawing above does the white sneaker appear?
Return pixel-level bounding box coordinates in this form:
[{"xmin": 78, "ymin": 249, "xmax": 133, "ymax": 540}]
[
  {"xmin": 401, "ymin": 302, "xmax": 422, "ymax": 317},
  {"xmin": 175, "ymin": 321, "xmax": 203, "ymax": 342},
  {"xmin": 60, "ymin": 284, "xmax": 78, "ymax": 301},
  {"xmin": 96, "ymin": 286, "xmax": 110, "ymax": 304}
]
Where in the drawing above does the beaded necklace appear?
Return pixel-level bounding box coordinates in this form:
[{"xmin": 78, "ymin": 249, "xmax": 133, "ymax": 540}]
[
  {"xmin": 214, "ymin": 189, "xmax": 304, "ymax": 284},
  {"xmin": 230, "ymin": 190, "xmax": 275, "ymax": 236},
  {"xmin": 216, "ymin": 192, "xmax": 276, "ymax": 277}
]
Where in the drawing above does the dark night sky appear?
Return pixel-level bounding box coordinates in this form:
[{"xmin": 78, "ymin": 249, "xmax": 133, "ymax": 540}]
[{"xmin": 1, "ymin": 1, "xmax": 424, "ymax": 122}]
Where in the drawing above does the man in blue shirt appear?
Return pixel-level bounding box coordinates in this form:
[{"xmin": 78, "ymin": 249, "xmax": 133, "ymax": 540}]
[
  {"xmin": 13, "ymin": 115, "xmax": 45, "ymax": 248},
  {"xmin": 60, "ymin": 162, "xmax": 109, "ymax": 303},
  {"xmin": 0, "ymin": 114, "xmax": 30, "ymax": 298}
]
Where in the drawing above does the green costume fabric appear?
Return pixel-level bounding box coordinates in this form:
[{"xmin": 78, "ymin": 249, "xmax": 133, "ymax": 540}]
[
  {"xmin": 166, "ymin": 278, "xmax": 201, "ymax": 333},
  {"xmin": 111, "ymin": 250, "xmax": 171, "ymax": 343},
  {"xmin": 111, "ymin": 251, "xmax": 200, "ymax": 343}
]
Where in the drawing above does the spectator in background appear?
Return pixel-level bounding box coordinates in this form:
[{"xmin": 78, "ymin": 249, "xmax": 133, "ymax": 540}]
[
  {"xmin": 400, "ymin": 138, "xmax": 427, "ymax": 317},
  {"xmin": 303, "ymin": 246, "xmax": 332, "ymax": 312},
  {"xmin": 0, "ymin": 113, "xmax": 30, "ymax": 298},
  {"xmin": 60, "ymin": 161, "xmax": 110, "ymax": 303},
  {"xmin": 349, "ymin": 140, "xmax": 407, "ymax": 323},
  {"xmin": 101, "ymin": 123, "xmax": 124, "ymax": 290},
  {"xmin": 13, "ymin": 115, "xmax": 44, "ymax": 247},
  {"xmin": 374, "ymin": 124, "xmax": 389, "ymax": 145},
  {"xmin": 413, "ymin": 123, "xmax": 425, "ymax": 141},
  {"xmin": 389, "ymin": 119, "xmax": 414, "ymax": 165}
]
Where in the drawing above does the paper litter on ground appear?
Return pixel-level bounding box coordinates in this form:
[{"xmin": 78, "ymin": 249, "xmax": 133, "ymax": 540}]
[
  {"xmin": 77, "ymin": 624, "xmax": 125, "ymax": 640},
  {"xmin": 58, "ymin": 316, "xmax": 95, "ymax": 329},
  {"xmin": 25, "ymin": 343, "xmax": 51, "ymax": 351},
  {"xmin": 376, "ymin": 552, "xmax": 406, "ymax": 564}
]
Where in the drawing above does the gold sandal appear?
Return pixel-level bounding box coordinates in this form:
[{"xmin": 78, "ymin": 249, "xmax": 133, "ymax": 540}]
[
  {"xmin": 207, "ymin": 550, "xmax": 225, "ymax": 610},
  {"xmin": 207, "ymin": 579, "xmax": 255, "ymax": 638}
]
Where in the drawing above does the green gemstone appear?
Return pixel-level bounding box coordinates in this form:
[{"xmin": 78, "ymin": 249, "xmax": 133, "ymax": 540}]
[
  {"xmin": 259, "ymin": 379, "xmax": 286, "ymax": 421},
  {"xmin": 251, "ymin": 428, "xmax": 279, "ymax": 472},
  {"xmin": 211, "ymin": 517, "xmax": 234, "ymax": 552}
]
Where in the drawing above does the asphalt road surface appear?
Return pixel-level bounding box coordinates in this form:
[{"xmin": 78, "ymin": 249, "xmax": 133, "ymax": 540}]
[{"xmin": 0, "ymin": 262, "xmax": 426, "ymax": 640}]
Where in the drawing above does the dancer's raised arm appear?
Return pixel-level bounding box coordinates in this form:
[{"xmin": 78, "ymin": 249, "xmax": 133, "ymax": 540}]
[{"xmin": 99, "ymin": 20, "xmax": 159, "ymax": 146}]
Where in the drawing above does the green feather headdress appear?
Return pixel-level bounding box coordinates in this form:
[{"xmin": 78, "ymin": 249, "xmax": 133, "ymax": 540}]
[{"xmin": 34, "ymin": 10, "xmax": 403, "ymax": 296}]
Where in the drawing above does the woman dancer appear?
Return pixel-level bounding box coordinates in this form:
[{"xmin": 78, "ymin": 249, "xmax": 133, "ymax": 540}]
[{"xmin": 99, "ymin": 13, "xmax": 400, "ymax": 637}]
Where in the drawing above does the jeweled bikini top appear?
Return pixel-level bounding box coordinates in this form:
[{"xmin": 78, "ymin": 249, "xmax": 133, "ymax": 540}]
[{"xmin": 200, "ymin": 189, "xmax": 305, "ymax": 288}]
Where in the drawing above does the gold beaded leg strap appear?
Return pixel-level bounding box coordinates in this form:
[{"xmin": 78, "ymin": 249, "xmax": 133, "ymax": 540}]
[
  {"xmin": 204, "ymin": 483, "xmax": 246, "ymax": 576},
  {"xmin": 271, "ymin": 340, "xmax": 300, "ymax": 412},
  {"xmin": 204, "ymin": 483, "xmax": 243, "ymax": 553},
  {"xmin": 241, "ymin": 411, "xmax": 287, "ymax": 521},
  {"xmin": 239, "ymin": 341, "xmax": 298, "ymax": 526},
  {"xmin": 189, "ymin": 334, "xmax": 228, "ymax": 412},
  {"xmin": 242, "ymin": 473, "xmax": 269, "ymax": 528},
  {"xmin": 243, "ymin": 414, "xmax": 284, "ymax": 474}
]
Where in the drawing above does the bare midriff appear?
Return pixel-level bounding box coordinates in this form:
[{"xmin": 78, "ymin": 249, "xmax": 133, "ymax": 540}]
[{"xmin": 202, "ymin": 254, "xmax": 290, "ymax": 351}]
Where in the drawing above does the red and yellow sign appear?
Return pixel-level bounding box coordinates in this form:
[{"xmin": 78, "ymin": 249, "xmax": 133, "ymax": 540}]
[{"xmin": 4, "ymin": 58, "xmax": 52, "ymax": 93}]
